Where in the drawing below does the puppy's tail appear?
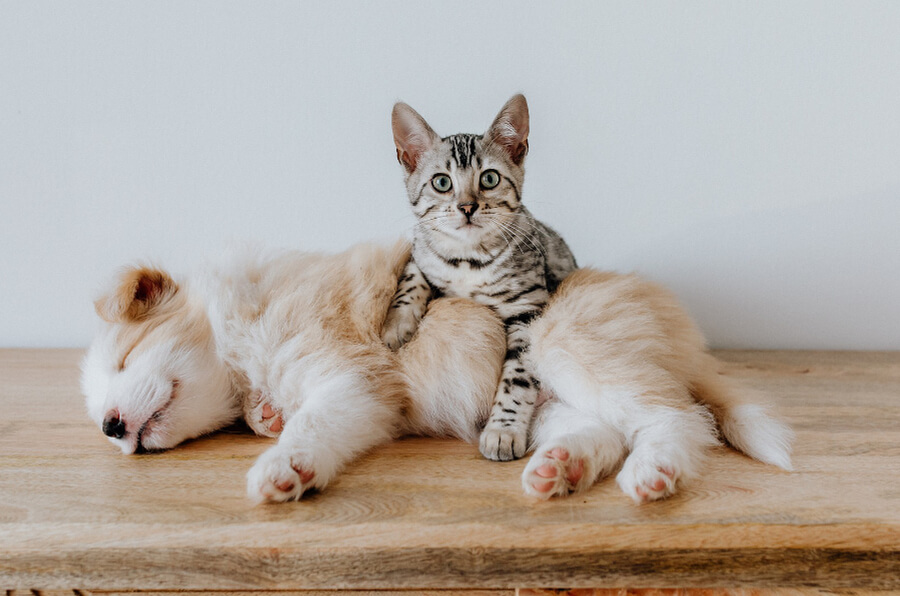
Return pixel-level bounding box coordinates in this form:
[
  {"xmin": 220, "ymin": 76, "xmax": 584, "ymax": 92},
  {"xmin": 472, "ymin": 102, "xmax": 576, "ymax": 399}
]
[
  {"xmin": 691, "ymin": 354, "xmax": 794, "ymax": 471},
  {"xmin": 397, "ymin": 298, "xmax": 505, "ymax": 442}
]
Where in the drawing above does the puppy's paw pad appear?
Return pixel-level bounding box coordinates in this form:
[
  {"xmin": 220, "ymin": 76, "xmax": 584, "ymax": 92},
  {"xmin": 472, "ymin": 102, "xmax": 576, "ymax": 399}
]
[
  {"xmin": 246, "ymin": 447, "xmax": 315, "ymax": 504},
  {"xmin": 522, "ymin": 446, "xmax": 588, "ymax": 499},
  {"xmin": 244, "ymin": 391, "xmax": 284, "ymax": 437},
  {"xmin": 291, "ymin": 463, "xmax": 315, "ymax": 484},
  {"xmin": 479, "ymin": 426, "xmax": 527, "ymax": 461},
  {"xmin": 617, "ymin": 458, "xmax": 680, "ymax": 504},
  {"xmin": 260, "ymin": 403, "xmax": 284, "ymax": 433}
]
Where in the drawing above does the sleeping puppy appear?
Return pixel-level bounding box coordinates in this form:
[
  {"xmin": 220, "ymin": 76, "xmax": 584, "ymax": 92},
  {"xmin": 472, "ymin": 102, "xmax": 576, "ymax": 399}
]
[{"xmin": 82, "ymin": 241, "xmax": 505, "ymax": 502}]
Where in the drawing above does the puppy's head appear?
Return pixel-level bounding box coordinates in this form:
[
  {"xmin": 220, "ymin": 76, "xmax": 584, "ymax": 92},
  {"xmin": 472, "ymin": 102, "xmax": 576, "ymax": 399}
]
[{"xmin": 82, "ymin": 266, "xmax": 240, "ymax": 454}]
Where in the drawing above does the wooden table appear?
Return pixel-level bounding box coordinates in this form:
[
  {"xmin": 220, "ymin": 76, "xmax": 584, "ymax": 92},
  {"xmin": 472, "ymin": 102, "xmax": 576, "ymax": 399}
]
[{"xmin": 1, "ymin": 349, "xmax": 898, "ymax": 595}]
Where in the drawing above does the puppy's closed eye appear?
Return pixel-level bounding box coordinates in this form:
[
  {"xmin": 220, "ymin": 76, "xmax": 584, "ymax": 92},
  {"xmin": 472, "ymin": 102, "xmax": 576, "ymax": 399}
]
[{"xmin": 118, "ymin": 344, "xmax": 135, "ymax": 372}]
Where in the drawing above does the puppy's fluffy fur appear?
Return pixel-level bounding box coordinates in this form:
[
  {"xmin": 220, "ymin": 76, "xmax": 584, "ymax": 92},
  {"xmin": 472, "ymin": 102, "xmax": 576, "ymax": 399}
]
[
  {"xmin": 524, "ymin": 269, "xmax": 793, "ymax": 502},
  {"xmin": 82, "ymin": 241, "xmax": 505, "ymax": 502},
  {"xmin": 83, "ymin": 243, "xmax": 792, "ymax": 504}
]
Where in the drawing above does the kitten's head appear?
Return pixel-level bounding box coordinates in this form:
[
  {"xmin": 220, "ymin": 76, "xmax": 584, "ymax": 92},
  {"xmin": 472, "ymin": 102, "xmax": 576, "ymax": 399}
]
[{"xmin": 392, "ymin": 94, "xmax": 530, "ymax": 250}]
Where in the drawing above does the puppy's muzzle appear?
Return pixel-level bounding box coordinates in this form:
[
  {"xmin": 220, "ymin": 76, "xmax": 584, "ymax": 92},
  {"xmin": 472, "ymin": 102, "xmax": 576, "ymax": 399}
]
[{"xmin": 102, "ymin": 410, "xmax": 126, "ymax": 439}]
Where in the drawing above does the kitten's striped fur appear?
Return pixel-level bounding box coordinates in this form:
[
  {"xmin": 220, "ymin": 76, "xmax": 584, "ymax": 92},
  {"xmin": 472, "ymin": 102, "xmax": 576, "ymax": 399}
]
[{"xmin": 383, "ymin": 94, "xmax": 577, "ymax": 461}]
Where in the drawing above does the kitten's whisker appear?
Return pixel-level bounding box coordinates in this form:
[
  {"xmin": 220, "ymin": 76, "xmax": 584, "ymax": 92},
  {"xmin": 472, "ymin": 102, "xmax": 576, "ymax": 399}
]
[
  {"xmin": 489, "ymin": 218, "xmax": 516, "ymax": 252},
  {"xmin": 486, "ymin": 215, "xmax": 522, "ymax": 242},
  {"xmin": 412, "ymin": 212, "xmax": 459, "ymax": 235},
  {"xmin": 416, "ymin": 213, "xmax": 457, "ymax": 226},
  {"xmin": 505, "ymin": 217, "xmax": 547, "ymax": 255},
  {"xmin": 493, "ymin": 217, "xmax": 545, "ymax": 256},
  {"xmin": 491, "ymin": 218, "xmax": 538, "ymax": 256}
]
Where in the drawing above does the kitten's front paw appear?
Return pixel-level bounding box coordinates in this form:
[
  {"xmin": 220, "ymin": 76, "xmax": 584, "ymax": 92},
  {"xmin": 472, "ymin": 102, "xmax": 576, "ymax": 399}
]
[
  {"xmin": 381, "ymin": 309, "xmax": 419, "ymax": 351},
  {"xmin": 246, "ymin": 445, "xmax": 317, "ymax": 504},
  {"xmin": 244, "ymin": 390, "xmax": 284, "ymax": 438},
  {"xmin": 616, "ymin": 453, "xmax": 680, "ymax": 504},
  {"xmin": 479, "ymin": 425, "xmax": 528, "ymax": 461},
  {"xmin": 522, "ymin": 446, "xmax": 588, "ymax": 499}
]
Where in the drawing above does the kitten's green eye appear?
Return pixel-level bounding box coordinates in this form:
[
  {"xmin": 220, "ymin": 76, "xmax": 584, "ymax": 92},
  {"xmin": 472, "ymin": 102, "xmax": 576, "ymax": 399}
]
[
  {"xmin": 431, "ymin": 174, "xmax": 453, "ymax": 193},
  {"xmin": 480, "ymin": 170, "xmax": 501, "ymax": 189}
]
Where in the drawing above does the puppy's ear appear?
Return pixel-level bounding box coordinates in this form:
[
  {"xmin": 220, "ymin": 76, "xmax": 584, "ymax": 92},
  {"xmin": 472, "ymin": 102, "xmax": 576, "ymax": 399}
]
[
  {"xmin": 94, "ymin": 267, "xmax": 178, "ymax": 322},
  {"xmin": 485, "ymin": 94, "xmax": 530, "ymax": 166},
  {"xmin": 392, "ymin": 101, "xmax": 439, "ymax": 173}
]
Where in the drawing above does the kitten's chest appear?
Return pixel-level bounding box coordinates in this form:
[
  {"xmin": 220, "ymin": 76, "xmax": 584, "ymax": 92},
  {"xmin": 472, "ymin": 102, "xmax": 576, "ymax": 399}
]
[
  {"xmin": 425, "ymin": 259, "xmax": 498, "ymax": 299},
  {"xmin": 415, "ymin": 248, "xmax": 544, "ymax": 311}
]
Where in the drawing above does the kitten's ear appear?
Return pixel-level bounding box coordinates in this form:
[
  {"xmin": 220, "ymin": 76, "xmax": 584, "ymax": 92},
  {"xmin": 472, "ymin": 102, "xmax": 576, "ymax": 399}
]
[
  {"xmin": 486, "ymin": 94, "xmax": 530, "ymax": 166},
  {"xmin": 94, "ymin": 266, "xmax": 178, "ymax": 323},
  {"xmin": 392, "ymin": 102, "xmax": 439, "ymax": 173}
]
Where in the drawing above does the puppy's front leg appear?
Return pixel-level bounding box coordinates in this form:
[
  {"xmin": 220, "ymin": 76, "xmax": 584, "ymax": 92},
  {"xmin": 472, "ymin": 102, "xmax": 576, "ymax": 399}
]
[{"xmin": 246, "ymin": 367, "xmax": 402, "ymax": 503}]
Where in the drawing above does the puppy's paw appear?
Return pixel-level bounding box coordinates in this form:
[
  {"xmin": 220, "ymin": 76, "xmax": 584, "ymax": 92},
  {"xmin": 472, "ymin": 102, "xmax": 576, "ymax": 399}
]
[
  {"xmin": 523, "ymin": 445, "xmax": 600, "ymax": 498},
  {"xmin": 246, "ymin": 445, "xmax": 316, "ymax": 504},
  {"xmin": 522, "ymin": 446, "xmax": 587, "ymax": 498},
  {"xmin": 479, "ymin": 425, "xmax": 527, "ymax": 461},
  {"xmin": 616, "ymin": 453, "xmax": 680, "ymax": 504},
  {"xmin": 381, "ymin": 308, "xmax": 420, "ymax": 351},
  {"xmin": 244, "ymin": 390, "xmax": 284, "ymax": 438}
]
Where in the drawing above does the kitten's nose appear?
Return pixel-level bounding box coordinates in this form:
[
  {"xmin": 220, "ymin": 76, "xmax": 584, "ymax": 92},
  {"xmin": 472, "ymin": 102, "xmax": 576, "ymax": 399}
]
[
  {"xmin": 458, "ymin": 201, "xmax": 478, "ymax": 218},
  {"xmin": 102, "ymin": 410, "xmax": 127, "ymax": 438}
]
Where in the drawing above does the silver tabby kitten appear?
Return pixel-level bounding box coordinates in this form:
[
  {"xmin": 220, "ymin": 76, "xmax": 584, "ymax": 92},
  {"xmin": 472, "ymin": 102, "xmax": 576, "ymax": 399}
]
[{"xmin": 382, "ymin": 94, "xmax": 577, "ymax": 461}]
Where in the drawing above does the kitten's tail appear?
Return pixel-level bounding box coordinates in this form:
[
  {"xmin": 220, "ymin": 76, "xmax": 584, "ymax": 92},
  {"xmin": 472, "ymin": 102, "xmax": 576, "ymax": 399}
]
[{"xmin": 691, "ymin": 355, "xmax": 794, "ymax": 471}]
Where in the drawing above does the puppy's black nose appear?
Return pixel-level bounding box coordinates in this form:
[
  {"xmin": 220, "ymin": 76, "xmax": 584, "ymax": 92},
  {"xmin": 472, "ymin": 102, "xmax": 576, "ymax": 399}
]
[
  {"xmin": 102, "ymin": 410, "xmax": 126, "ymax": 438},
  {"xmin": 458, "ymin": 201, "xmax": 478, "ymax": 219}
]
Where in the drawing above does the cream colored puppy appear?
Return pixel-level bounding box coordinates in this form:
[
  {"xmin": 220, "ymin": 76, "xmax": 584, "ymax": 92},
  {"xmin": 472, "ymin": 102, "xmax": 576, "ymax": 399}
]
[{"xmin": 82, "ymin": 241, "xmax": 505, "ymax": 503}]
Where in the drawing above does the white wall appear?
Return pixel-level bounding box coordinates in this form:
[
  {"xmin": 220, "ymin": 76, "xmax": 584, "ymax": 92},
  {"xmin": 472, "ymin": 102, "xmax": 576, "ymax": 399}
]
[{"xmin": 2, "ymin": 1, "xmax": 899, "ymax": 349}]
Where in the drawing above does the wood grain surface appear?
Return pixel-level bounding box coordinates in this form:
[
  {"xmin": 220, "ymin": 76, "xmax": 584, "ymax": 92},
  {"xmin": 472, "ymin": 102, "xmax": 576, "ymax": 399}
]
[
  {"xmin": 1, "ymin": 349, "xmax": 898, "ymax": 591},
  {"xmin": 26, "ymin": 590, "xmax": 898, "ymax": 596}
]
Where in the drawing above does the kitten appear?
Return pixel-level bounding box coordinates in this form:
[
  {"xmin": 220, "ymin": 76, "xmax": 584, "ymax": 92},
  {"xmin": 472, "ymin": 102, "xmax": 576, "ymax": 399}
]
[{"xmin": 382, "ymin": 94, "xmax": 576, "ymax": 461}]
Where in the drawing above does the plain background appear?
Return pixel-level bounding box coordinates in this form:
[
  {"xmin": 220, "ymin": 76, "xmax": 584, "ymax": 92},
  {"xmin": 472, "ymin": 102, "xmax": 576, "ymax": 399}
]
[{"xmin": 2, "ymin": 1, "xmax": 898, "ymax": 349}]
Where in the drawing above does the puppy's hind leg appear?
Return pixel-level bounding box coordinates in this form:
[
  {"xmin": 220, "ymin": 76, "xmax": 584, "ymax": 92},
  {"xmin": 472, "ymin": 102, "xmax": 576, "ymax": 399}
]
[
  {"xmin": 616, "ymin": 403, "xmax": 719, "ymax": 504},
  {"xmin": 246, "ymin": 363, "xmax": 403, "ymax": 504},
  {"xmin": 522, "ymin": 401, "xmax": 627, "ymax": 499}
]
